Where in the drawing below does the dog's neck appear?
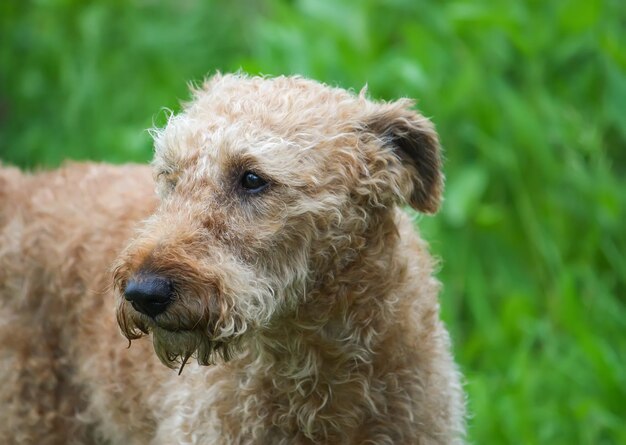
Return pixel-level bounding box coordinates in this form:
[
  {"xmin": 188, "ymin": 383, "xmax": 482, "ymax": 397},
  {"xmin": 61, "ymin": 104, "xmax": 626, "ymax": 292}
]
[{"xmin": 237, "ymin": 208, "xmax": 413, "ymax": 442}]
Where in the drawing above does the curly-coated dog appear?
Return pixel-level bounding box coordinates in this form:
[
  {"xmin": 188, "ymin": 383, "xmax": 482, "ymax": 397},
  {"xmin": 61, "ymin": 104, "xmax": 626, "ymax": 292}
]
[{"xmin": 0, "ymin": 74, "xmax": 465, "ymax": 444}]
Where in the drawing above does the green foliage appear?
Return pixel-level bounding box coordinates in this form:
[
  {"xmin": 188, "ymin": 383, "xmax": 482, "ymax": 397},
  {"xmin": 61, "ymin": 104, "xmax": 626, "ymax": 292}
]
[{"xmin": 1, "ymin": 0, "xmax": 625, "ymax": 443}]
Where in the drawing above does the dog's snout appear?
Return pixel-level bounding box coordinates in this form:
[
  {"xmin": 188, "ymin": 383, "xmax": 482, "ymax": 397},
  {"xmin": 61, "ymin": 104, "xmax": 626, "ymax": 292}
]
[{"xmin": 124, "ymin": 275, "xmax": 173, "ymax": 318}]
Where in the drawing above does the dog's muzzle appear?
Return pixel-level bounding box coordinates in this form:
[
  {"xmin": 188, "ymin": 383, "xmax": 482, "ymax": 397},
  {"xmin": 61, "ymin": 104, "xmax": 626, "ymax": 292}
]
[{"xmin": 124, "ymin": 274, "xmax": 173, "ymax": 318}]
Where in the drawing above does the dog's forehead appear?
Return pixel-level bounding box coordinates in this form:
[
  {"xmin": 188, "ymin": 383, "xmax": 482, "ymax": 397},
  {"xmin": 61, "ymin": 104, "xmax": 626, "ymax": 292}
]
[
  {"xmin": 154, "ymin": 115, "xmax": 326, "ymax": 179},
  {"xmin": 191, "ymin": 74, "xmax": 359, "ymax": 119},
  {"xmin": 154, "ymin": 75, "xmax": 368, "ymax": 175},
  {"xmin": 186, "ymin": 75, "xmax": 365, "ymax": 142}
]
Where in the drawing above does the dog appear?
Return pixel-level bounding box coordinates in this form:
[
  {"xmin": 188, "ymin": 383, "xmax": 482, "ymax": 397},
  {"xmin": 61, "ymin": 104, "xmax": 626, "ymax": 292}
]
[{"xmin": 0, "ymin": 73, "xmax": 465, "ymax": 444}]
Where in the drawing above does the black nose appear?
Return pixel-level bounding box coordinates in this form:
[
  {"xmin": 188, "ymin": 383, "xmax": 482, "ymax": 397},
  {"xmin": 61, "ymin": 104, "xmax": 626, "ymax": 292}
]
[{"xmin": 124, "ymin": 274, "xmax": 173, "ymax": 318}]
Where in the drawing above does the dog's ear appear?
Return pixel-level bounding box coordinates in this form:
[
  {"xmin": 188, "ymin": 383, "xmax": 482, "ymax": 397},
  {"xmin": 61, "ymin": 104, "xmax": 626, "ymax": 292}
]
[{"xmin": 363, "ymin": 99, "xmax": 443, "ymax": 213}]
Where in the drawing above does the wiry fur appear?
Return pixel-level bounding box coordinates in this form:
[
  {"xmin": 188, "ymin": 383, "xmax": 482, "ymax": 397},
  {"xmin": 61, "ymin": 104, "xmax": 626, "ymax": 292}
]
[{"xmin": 0, "ymin": 74, "xmax": 465, "ymax": 444}]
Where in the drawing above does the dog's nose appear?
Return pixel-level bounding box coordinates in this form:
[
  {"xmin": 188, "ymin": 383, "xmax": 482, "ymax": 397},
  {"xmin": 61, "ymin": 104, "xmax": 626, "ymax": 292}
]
[{"xmin": 124, "ymin": 275, "xmax": 173, "ymax": 318}]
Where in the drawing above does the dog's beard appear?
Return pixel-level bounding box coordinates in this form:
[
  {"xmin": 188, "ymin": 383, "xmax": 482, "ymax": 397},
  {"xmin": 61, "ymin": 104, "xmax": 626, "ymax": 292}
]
[
  {"xmin": 151, "ymin": 327, "xmax": 241, "ymax": 372},
  {"xmin": 116, "ymin": 300, "xmax": 246, "ymax": 373}
]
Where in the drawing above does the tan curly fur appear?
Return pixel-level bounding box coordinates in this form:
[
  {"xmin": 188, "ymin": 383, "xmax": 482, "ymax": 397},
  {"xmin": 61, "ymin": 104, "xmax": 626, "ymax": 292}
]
[{"xmin": 0, "ymin": 74, "xmax": 465, "ymax": 444}]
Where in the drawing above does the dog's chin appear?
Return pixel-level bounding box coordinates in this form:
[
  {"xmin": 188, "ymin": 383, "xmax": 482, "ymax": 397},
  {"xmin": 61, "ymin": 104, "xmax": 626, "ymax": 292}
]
[
  {"xmin": 151, "ymin": 326, "xmax": 240, "ymax": 371},
  {"xmin": 117, "ymin": 301, "xmax": 247, "ymax": 372}
]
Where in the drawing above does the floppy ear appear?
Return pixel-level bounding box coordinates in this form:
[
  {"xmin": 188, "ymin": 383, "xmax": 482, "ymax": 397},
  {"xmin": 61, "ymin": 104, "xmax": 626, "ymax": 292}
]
[{"xmin": 364, "ymin": 99, "xmax": 443, "ymax": 213}]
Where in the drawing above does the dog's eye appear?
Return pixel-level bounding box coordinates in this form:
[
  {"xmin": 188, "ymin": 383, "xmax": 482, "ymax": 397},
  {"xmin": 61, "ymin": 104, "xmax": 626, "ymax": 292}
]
[
  {"xmin": 240, "ymin": 171, "xmax": 268, "ymax": 193},
  {"xmin": 157, "ymin": 171, "xmax": 178, "ymax": 194}
]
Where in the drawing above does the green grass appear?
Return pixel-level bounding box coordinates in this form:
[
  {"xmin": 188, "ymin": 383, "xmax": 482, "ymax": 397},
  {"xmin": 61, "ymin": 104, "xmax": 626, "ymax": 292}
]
[{"xmin": 1, "ymin": 0, "xmax": 625, "ymax": 443}]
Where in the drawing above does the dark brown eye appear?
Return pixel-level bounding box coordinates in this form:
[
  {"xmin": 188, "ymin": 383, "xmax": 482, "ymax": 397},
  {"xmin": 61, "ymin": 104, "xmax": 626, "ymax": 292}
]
[
  {"xmin": 157, "ymin": 170, "xmax": 178, "ymax": 194},
  {"xmin": 240, "ymin": 171, "xmax": 268, "ymax": 193}
]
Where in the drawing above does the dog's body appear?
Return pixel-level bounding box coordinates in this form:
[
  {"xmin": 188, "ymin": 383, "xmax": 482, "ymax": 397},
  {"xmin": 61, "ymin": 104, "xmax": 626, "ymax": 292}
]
[{"xmin": 0, "ymin": 74, "xmax": 465, "ymax": 444}]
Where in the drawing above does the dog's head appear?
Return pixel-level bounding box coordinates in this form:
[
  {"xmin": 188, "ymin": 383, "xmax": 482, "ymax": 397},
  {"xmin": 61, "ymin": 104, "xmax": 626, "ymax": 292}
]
[{"xmin": 114, "ymin": 74, "xmax": 442, "ymax": 370}]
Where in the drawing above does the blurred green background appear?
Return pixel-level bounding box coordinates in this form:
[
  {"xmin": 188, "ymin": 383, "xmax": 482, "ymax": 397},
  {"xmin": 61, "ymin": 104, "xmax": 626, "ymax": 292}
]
[{"xmin": 1, "ymin": 0, "xmax": 625, "ymax": 443}]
